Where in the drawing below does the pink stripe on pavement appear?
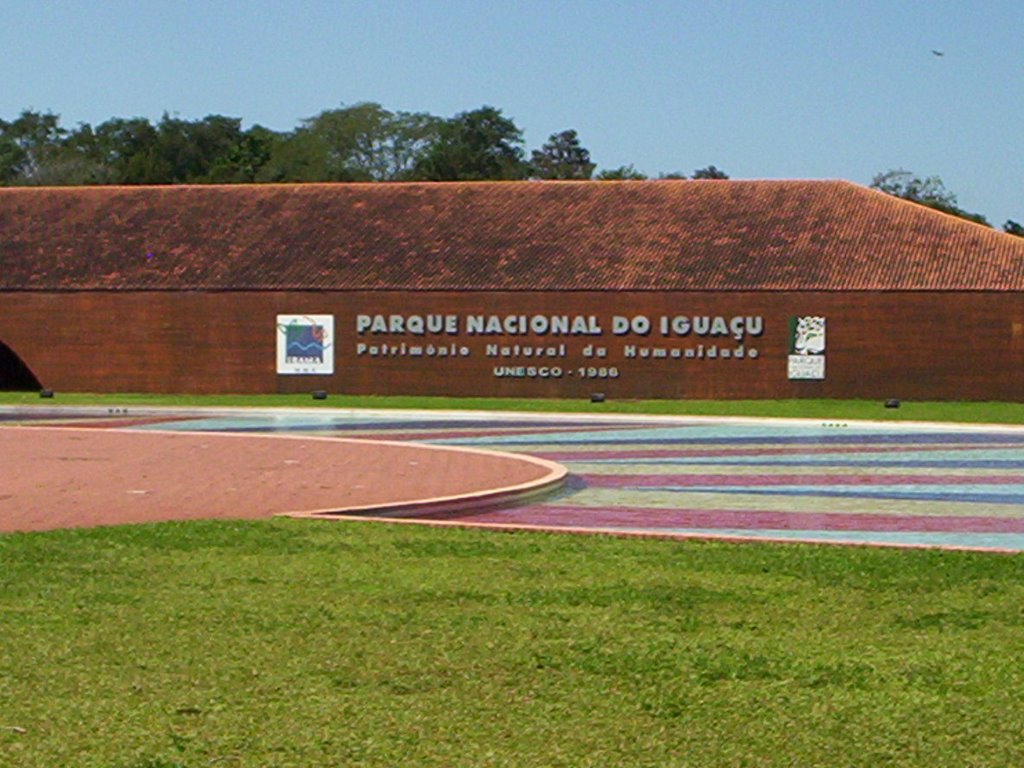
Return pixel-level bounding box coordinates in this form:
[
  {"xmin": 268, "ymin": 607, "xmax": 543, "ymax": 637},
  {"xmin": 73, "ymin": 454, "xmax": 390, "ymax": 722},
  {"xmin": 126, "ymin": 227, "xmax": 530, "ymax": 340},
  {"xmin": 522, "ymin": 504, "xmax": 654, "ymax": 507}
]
[
  {"xmin": 581, "ymin": 473, "xmax": 1024, "ymax": 488},
  {"xmin": 536, "ymin": 443, "xmax": 1023, "ymax": 462},
  {"xmin": 418, "ymin": 504, "xmax": 1024, "ymax": 533},
  {"xmin": 351, "ymin": 424, "xmax": 631, "ymax": 442}
]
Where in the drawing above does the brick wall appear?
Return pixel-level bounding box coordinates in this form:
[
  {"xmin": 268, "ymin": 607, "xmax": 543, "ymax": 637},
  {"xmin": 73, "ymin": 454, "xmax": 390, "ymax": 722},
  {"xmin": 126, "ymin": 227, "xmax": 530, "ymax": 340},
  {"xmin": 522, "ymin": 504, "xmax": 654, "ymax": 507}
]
[{"xmin": 1, "ymin": 291, "xmax": 1021, "ymax": 400}]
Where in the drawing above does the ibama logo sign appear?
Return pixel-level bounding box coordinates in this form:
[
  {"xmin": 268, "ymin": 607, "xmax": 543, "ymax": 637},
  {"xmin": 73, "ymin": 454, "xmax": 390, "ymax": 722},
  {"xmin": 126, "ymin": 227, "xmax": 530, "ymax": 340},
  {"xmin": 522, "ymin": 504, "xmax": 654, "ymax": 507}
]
[{"xmin": 276, "ymin": 315, "xmax": 334, "ymax": 375}]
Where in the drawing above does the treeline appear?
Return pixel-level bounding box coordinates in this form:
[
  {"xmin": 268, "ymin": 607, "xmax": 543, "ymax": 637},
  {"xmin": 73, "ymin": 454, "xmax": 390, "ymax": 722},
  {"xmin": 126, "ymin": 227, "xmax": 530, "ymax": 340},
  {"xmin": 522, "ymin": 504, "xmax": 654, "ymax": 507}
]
[
  {"xmin": 0, "ymin": 103, "xmax": 725, "ymax": 187},
  {"xmin": 0, "ymin": 103, "xmax": 1018, "ymax": 235},
  {"xmin": 869, "ymin": 169, "xmax": 1021, "ymax": 235}
]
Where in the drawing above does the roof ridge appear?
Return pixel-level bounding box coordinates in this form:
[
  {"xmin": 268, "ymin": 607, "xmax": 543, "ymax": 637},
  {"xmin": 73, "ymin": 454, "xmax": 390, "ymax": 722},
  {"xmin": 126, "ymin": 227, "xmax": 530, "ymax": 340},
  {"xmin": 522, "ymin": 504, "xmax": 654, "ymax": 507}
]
[
  {"xmin": 2, "ymin": 180, "xmax": 1022, "ymax": 291},
  {"xmin": 851, "ymin": 183, "xmax": 1015, "ymax": 237},
  {"xmin": 0, "ymin": 178, "xmax": 858, "ymax": 193}
]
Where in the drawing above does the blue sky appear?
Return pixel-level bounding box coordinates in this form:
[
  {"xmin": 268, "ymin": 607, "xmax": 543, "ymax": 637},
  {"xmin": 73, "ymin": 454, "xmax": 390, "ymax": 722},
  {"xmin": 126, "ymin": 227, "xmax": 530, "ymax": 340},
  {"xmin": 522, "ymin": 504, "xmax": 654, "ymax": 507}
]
[{"xmin": 2, "ymin": 1, "xmax": 1020, "ymax": 225}]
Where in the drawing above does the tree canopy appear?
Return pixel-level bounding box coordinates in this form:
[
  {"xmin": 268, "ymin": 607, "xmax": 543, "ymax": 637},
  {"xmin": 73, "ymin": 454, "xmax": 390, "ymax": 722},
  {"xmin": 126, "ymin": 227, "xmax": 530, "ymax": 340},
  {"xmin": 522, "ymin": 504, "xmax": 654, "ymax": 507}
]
[
  {"xmin": 691, "ymin": 165, "xmax": 729, "ymax": 180},
  {"xmin": 595, "ymin": 164, "xmax": 647, "ymax": 180},
  {"xmin": 870, "ymin": 169, "xmax": 990, "ymax": 227},
  {"xmin": 530, "ymin": 129, "xmax": 595, "ymax": 180},
  {"xmin": 274, "ymin": 103, "xmax": 442, "ymax": 182},
  {"xmin": 0, "ymin": 106, "xmax": 1015, "ymax": 232},
  {"xmin": 0, "ymin": 110, "xmax": 65, "ymax": 183},
  {"xmin": 414, "ymin": 106, "xmax": 528, "ymax": 181}
]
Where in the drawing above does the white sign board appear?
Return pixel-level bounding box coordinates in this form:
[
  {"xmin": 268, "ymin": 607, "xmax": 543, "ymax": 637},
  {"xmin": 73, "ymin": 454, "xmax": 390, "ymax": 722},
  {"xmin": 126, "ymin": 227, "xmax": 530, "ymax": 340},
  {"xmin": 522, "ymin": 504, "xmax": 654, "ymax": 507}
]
[
  {"xmin": 276, "ymin": 315, "xmax": 334, "ymax": 375},
  {"xmin": 787, "ymin": 354, "xmax": 825, "ymax": 380},
  {"xmin": 787, "ymin": 316, "xmax": 826, "ymax": 380}
]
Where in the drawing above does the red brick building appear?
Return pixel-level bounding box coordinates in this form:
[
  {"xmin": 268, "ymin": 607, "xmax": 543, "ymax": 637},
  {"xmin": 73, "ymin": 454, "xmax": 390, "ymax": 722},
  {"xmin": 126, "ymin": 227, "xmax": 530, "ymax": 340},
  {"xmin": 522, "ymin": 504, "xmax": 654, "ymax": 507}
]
[{"xmin": 1, "ymin": 180, "xmax": 1022, "ymax": 399}]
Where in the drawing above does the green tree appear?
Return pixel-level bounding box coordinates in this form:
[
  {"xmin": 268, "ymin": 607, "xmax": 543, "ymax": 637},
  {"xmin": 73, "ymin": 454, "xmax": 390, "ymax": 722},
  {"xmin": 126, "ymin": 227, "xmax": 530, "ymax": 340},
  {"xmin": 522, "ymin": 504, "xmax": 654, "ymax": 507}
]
[
  {"xmin": 342, "ymin": 103, "xmax": 440, "ymax": 181},
  {"xmin": 0, "ymin": 110, "xmax": 66, "ymax": 183},
  {"xmin": 415, "ymin": 106, "xmax": 528, "ymax": 181},
  {"xmin": 17, "ymin": 129, "xmax": 107, "ymax": 185},
  {"xmin": 692, "ymin": 165, "xmax": 729, "ymax": 179},
  {"xmin": 870, "ymin": 168, "xmax": 990, "ymax": 226},
  {"xmin": 54, "ymin": 122, "xmax": 120, "ymax": 184},
  {"xmin": 153, "ymin": 114, "xmax": 248, "ymax": 183},
  {"xmin": 296, "ymin": 103, "xmax": 387, "ymax": 181},
  {"xmin": 530, "ymin": 129, "xmax": 595, "ymax": 180},
  {"xmin": 255, "ymin": 127, "xmax": 330, "ymax": 182},
  {"xmin": 90, "ymin": 116, "xmax": 168, "ymax": 183},
  {"xmin": 595, "ymin": 164, "xmax": 647, "ymax": 180},
  {"xmin": 295, "ymin": 102, "xmax": 440, "ymax": 181},
  {"xmin": 63, "ymin": 114, "xmax": 258, "ymax": 185},
  {"xmin": 205, "ymin": 125, "xmax": 279, "ymax": 183},
  {"xmin": 1005, "ymin": 220, "xmax": 1024, "ymax": 237},
  {"xmin": 870, "ymin": 169, "xmax": 957, "ymax": 208},
  {"xmin": 257, "ymin": 103, "xmax": 440, "ymax": 183},
  {"xmin": 0, "ymin": 123, "xmax": 28, "ymax": 183}
]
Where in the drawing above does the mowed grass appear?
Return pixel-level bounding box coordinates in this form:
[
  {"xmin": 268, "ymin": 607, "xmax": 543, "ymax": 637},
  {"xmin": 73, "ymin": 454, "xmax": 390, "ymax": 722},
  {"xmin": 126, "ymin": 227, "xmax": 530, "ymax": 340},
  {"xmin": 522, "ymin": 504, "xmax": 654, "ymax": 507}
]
[
  {"xmin": 2, "ymin": 391, "xmax": 1024, "ymax": 424},
  {"xmin": 2, "ymin": 519, "xmax": 1024, "ymax": 767}
]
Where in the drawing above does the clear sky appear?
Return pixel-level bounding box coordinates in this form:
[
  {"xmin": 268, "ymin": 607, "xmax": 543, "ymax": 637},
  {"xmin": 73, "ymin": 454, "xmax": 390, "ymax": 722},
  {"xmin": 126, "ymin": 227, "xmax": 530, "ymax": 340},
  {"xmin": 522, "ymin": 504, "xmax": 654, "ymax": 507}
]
[{"xmin": 2, "ymin": 0, "xmax": 1020, "ymax": 225}]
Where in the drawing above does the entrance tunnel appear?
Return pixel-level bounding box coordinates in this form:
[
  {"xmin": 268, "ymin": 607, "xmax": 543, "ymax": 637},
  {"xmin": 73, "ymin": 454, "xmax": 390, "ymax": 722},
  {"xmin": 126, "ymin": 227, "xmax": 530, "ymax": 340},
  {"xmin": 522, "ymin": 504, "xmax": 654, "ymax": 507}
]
[{"xmin": 0, "ymin": 340, "xmax": 42, "ymax": 391}]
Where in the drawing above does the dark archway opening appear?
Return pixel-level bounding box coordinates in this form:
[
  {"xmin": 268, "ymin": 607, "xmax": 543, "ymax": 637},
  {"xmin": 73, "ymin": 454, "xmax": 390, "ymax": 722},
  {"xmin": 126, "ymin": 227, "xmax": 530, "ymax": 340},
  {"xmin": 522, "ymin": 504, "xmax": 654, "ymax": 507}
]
[{"xmin": 0, "ymin": 340, "xmax": 42, "ymax": 391}]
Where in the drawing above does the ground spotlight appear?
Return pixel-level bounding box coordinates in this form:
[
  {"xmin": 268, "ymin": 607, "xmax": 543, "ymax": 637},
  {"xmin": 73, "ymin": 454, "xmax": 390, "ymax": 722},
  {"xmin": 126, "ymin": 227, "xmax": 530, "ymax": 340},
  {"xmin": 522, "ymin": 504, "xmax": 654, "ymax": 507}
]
[
  {"xmin": 884, "ymin": 398, "xmax": 900, "ymax": 409},
  {"xmin": 312, "ymin": 390, "xmax": 328, "ymax": 400},
  {"xmin": 39, "ymin": 389, "xmax": 54, "ymax": 399},
  {"xmin": 590, "ymin": 392, "xmax": 606, "ymax": 403}
]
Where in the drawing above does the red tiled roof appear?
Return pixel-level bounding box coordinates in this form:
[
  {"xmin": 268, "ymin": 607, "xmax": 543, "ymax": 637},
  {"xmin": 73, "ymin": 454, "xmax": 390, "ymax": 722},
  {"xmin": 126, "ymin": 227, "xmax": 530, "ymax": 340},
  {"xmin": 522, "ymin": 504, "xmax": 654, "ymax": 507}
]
[{"xmin": 1, "ymin": 180, "xmax": 1023, "ymax": 291}]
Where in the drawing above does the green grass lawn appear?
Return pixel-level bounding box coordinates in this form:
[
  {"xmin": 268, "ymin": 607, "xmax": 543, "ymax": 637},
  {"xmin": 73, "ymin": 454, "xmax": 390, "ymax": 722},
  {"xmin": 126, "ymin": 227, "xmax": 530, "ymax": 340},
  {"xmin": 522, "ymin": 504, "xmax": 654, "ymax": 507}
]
[
  {"xmin": 2, "ymin": 391, "xmax": 1024, "ymax": 424},
  {"xmin": 2, "ymin": 519, "xmax": 1023, "ymax": 767}
]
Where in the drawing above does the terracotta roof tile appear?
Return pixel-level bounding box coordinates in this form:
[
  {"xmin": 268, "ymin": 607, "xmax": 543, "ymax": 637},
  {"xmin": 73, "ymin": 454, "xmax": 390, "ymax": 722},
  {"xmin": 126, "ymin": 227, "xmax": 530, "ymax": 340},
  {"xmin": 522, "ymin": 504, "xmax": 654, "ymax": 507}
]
[{"xmin": 1, "ymin": 180, "xmax": 1023, "ymax": 291}]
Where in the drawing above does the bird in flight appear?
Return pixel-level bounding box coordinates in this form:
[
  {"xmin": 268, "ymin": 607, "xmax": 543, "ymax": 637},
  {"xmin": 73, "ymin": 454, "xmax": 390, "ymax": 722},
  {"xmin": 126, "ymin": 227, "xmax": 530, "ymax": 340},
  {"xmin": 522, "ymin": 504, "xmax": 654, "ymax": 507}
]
[{"xmin": 931, "ymin": 49, "xmax": 945, "ymax": 57}]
